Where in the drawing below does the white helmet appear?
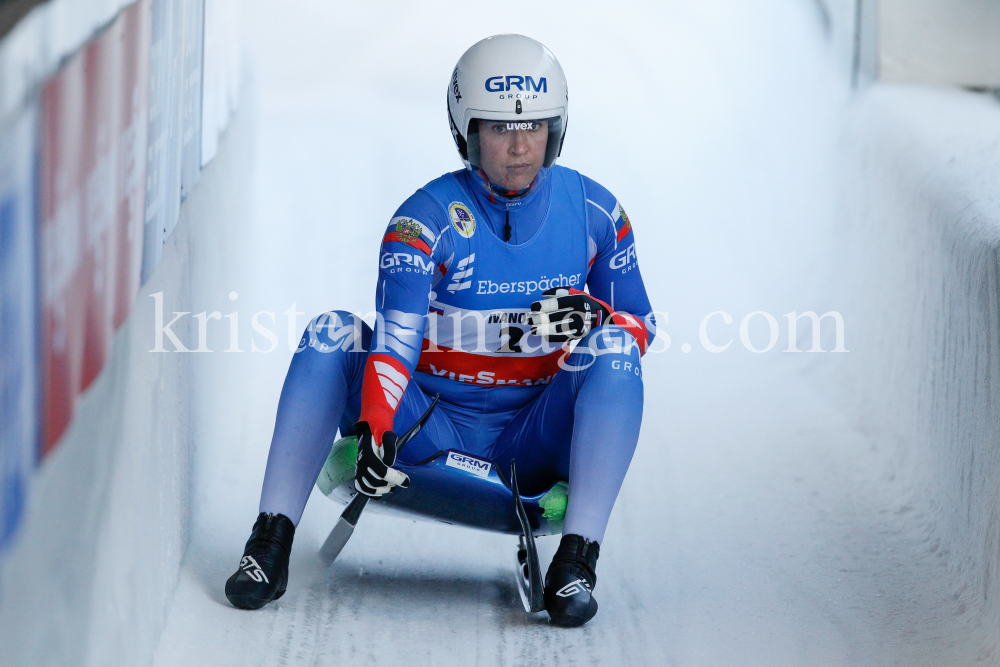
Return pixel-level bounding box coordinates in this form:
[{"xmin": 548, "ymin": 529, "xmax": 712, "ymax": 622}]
[{"xmin": 448, "ymin": 34, "xmax": 568, "ymax": 170}]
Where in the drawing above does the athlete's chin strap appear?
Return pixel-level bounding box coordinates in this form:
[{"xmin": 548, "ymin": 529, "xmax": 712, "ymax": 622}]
[{"xmin": 471, "ymin": 166, "xmax": 547, "ymax": 202}]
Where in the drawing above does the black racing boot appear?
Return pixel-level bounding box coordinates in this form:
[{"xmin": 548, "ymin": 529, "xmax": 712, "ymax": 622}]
[
  {"xmin": 225, "ymin": 513, "xmax": 295, "ymax": 610},
  {"xmin": 544, "ymin": 534, "xmax": 600, "ymax": 627}
]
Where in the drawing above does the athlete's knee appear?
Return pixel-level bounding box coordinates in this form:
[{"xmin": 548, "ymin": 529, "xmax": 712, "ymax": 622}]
[
  {"xmin": 602, "ymin": 354, "xmax": 643, "ymax": 382},
  {"xmin": 566, "ymin": 325, "xmax": 644, "ymax": 384},
  {"xmin": 582, "ymin": 325, "xmax": 641, "ymax": 359},
  {"xmin": 580, "ymin": 323, "xmax": 639, "ymax": 345},
  {"xmin": 295, "ymin": 310, "xmax": 371, "ymax": 355}
]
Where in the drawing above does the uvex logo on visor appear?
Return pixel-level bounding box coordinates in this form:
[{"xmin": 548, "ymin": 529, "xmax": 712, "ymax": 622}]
[
  {"xmin": 485, "ymin": 76, "xmax": 547, "ymax": 93},
  {"xmin": 506, "ymin": 122, "xmax": 540, "ymax": 131}
]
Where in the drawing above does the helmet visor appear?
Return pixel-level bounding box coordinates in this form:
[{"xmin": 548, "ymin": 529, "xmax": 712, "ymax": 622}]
[{"xmin": 466, "ymin": 116, "xmax": 564, "ymax": 170}]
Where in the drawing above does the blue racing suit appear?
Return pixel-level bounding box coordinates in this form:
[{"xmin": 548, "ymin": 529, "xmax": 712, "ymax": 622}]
[{"xmin": 259, "ymin": 165, "xmax": 655, "ymax": 543}]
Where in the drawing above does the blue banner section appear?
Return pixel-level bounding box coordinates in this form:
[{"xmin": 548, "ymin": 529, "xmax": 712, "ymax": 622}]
[{"xmin": 0, "ymin": 105, "xmax": 39, "ymax": 552}]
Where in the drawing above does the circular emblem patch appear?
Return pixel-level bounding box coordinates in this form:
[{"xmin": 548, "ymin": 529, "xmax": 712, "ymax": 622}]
[{"xmin": 449, "ymin": 202, "xmax": 476, "ymax": 238}]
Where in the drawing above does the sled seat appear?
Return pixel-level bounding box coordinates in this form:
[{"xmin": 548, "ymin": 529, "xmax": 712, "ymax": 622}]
[{"xmin": 316, "ymin": 436, "xmax": 567, "ymax": 536}]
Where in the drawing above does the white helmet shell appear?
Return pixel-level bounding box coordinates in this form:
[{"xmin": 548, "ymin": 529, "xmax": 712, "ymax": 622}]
[{"xmin": 448, "ymin": 34, "xmax": 568, "ymax": 169}]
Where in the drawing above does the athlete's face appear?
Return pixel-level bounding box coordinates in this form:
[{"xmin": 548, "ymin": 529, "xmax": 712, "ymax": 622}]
[{"xmin": 477, "ymin": 120, "xmax": 548, "ymax": 191}]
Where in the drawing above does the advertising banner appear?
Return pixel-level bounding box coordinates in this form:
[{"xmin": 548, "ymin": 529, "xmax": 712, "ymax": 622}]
[
  {"xmin": 39, "ymin": 0, "xmax": 151, "ymax": 454},
  {"xmin": 179, "ymin": 0, "xmax": 204, "ymax": 198},
  {"xmin": 202, "ymin": 0, "xmax": 243, "ymax": 166},
  {"xmin": 141, "ymin": 0, "xmax": 202, "ymax": 284},
  {"xmin": 79, "ymin": 12, "xmax": 121, "ymax": 390},
  {"xmin": 0, "ymin": 106, "xmax": 38, "ymax": 550},
  {"xmin": 113, "ymin": 1, "xmax": 150, "ymax": 329},
  {"xmin": 40, "ymin": 46, "xmax": 88, "ymax": 455}
]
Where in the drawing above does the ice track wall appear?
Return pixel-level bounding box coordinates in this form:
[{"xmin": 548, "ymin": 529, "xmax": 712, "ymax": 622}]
[
  {"xmin": 0, "ymin": 1, "xmax": 246, "ymax": 665},
  {"xmin": 837, "ymin": 85, "xmax": 1000, "ymax": 657},
  {"xmin": 0, "ymin": 90, "xmax": 252, "ymax": 667}
]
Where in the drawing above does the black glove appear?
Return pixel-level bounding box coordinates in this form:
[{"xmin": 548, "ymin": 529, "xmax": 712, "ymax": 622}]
[
  {"xmin": 529, "ymin": 288, "xmax": 612, "ymax": 343},
  {"xmin": 354, "ymin": 421, "xmax": 409, "ymax": 497}
]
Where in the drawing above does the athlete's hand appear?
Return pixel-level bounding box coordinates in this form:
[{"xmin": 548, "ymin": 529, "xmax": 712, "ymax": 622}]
[
  {"xmin": 529, "ymin": 288, "xmax": 612, "ymax": 343},
  {"xmin": 354, "ymin": 421, "xmax": 410, "ymax": 497}
]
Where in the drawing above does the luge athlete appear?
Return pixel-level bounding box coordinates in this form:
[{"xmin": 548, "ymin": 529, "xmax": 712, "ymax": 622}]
[{"xmin": 225, "ymin": 34, "xmax": 655, "ymax": 628}]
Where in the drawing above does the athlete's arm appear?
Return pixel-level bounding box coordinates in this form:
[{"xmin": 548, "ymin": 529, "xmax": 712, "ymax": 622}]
[
  {"xmin": 357, "ymin": 191, "xmax": 455, "ymax": 443},
  {"xmin": 582, "ymin": 178, "xmax": 656, "ymax": 353}
]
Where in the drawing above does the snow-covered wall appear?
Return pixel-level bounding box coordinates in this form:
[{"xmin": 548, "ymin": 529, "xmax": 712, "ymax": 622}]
[
  {"xmin": 0, "ymin": 96, "xmax": 253, "ymax": 667},
  {"xmin": 836, "ymin": 85, "xmax": 1000, "ymax": 654},
  {"xmin": 0, "ymin": 0, "xmax": 248, "ymax": 662}
]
